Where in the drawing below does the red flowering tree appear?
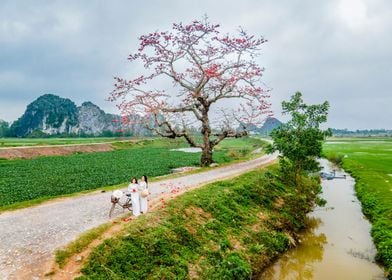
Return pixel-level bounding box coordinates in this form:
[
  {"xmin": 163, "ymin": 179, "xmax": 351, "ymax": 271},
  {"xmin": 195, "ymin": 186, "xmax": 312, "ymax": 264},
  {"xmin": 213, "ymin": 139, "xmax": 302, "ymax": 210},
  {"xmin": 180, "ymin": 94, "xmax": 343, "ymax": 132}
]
[{"xmin": 110, "ymin": 17, "xmax": 271, "ymax": 166}]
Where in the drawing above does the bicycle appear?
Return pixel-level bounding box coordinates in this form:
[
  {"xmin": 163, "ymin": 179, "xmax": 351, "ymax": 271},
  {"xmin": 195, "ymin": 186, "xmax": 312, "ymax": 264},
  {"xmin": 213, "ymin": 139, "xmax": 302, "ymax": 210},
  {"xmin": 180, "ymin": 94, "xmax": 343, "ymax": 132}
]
[{"xmin": 109, "ymin": 190, "xmax": 132, "ymax": 218}]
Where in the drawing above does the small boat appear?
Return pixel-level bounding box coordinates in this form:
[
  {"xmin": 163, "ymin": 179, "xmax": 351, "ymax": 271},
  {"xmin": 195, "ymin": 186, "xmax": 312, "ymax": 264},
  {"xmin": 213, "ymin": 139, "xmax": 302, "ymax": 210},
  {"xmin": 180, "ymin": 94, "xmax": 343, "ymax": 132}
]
[{"xmin": 319, "ymin": 170, "xmax": 346, "ymax": 180}]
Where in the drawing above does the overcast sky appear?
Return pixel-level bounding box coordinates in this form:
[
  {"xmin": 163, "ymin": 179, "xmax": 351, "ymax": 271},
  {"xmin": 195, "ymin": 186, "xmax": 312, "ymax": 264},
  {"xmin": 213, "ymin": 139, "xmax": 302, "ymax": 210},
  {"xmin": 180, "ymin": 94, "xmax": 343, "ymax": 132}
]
[{"xmin": 0, "ymin": 0, "xmax": 391, "ymax": 129}]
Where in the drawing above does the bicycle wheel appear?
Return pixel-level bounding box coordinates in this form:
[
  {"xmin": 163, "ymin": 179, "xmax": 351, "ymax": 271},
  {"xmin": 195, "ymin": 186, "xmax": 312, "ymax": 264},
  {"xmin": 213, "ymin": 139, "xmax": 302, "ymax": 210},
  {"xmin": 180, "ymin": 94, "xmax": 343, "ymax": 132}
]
[
  {"xmin": 125, "ymin": 198, "xmax": 132, "ymax": 212},
  {"xmin": 109, "ymin": 203, "xmax": 117, "ymax": 218}
]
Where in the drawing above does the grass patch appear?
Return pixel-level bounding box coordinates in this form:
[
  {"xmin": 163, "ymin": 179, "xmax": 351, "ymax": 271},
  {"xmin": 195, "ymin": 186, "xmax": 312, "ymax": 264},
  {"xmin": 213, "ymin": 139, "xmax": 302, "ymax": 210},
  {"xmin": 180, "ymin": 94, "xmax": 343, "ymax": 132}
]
[
  {"xmin": 77, "ymin": 165, "xmax": 321, "ymax": 279},
  {"xmin": 215, "ymin": 137, "xmax": 268, "ymax": 160},
  {"xmin": 324, "ymin": 137, "xmax": 392, "ymax": 278},
  {"xmin": 55, "ymin": 223, "xmax": 112, "ymax": 268}
]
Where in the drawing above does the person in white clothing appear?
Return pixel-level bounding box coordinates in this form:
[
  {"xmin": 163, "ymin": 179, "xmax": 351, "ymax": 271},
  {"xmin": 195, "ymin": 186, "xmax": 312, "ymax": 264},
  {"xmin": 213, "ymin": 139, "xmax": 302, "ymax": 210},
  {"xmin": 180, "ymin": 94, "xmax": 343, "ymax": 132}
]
[
  {"xmin": 128, "ymin": 177, "xmax": 140, "ymax": 216},
  {"xmin": 139, "ymin": 175, "xmax": 149, "ymax": 214}
]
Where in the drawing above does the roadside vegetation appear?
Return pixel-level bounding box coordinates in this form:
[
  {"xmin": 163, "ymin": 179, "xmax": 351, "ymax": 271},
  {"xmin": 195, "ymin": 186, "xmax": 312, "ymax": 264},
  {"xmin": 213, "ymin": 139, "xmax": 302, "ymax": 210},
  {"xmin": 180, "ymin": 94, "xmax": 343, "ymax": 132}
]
[
  {"xmin": 55, "ymin": 223, "xmax": 113, "ymax": 268},
  {"xmin": 324, "ymin": 138, "xmax": 392, "ymax": 278},
  {"xmin": 0, "ymin": 137, "xmax": 266, "ymax": 211},
  {"xmin": 76, "ymin": 166, "xmax": 321, "ymax": 279}
]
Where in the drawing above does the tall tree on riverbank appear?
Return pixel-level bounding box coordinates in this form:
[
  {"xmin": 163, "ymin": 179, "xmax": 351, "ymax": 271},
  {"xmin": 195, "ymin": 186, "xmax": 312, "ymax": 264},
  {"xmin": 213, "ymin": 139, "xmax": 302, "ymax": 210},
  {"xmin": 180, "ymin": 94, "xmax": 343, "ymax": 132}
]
[
  {"xmin": 268, "ymin": 92, "xmax": 331, "ymax": 184},
  {"xmin": 109, "ymin": 17, "xmax": 271, "ymax": 166}
]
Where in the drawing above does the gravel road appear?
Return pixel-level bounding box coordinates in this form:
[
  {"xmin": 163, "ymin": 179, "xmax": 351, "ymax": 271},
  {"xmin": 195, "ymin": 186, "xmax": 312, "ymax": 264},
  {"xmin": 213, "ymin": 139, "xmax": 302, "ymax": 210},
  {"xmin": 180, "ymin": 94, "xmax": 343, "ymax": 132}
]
[{"xmin": 0, "ymin": 153, "xmax": 277, "ymax": 279}]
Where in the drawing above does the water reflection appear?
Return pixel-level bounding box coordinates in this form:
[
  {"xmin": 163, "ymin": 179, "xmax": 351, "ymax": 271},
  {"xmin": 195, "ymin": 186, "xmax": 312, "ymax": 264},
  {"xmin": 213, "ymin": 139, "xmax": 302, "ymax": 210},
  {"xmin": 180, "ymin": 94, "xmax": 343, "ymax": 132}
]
[
  {"xmin": 260, "ymin": 160, "xmax": 386, "ymax": 280},
  {"xmin": 261, "ymin": 218, "xmax": 327, "ymax": 280}
]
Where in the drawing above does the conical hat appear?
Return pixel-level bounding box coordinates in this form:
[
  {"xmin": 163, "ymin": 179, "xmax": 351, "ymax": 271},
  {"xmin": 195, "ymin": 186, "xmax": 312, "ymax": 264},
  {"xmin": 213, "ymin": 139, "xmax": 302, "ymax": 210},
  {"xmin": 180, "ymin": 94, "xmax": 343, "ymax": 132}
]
[{"xmin": 112, "ymin": 190, "xmax": 123, "ymax": 199}]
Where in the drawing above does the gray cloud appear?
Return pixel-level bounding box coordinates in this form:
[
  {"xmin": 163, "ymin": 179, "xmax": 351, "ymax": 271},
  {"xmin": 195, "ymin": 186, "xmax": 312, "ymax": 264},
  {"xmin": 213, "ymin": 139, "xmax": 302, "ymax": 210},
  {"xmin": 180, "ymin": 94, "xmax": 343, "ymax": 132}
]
[{"xmin": 0, "ymin": 0, "xmax": 391, "ymax": 129}]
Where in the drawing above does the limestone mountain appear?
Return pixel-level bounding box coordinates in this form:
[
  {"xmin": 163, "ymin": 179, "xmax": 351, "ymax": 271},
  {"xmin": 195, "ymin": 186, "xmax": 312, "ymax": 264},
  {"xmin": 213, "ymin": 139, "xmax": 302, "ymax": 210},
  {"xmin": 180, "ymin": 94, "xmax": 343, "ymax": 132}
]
[
  {"xmin": 257, "ymin": 117, "xmax": 282, "ymax": 135},
  {"xmin": 77, "ymin": 101, "xmax": 121, "ymax": 135},
  {"xmin": 238, "ymin": 117, "xmax": 282, "ymax": 136},
  {"xmin": 10, "ymin": 94, "xmax": 79, "ymax": 137},
  {"xmin": 8, "ymin": 94, "xmax": 135, "ymax": 137}
]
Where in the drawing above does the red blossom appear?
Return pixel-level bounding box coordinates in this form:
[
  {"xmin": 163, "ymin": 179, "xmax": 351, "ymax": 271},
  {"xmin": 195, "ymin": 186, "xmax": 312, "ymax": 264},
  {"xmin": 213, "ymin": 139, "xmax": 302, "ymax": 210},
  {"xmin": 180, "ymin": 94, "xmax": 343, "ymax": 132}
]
[
  {"xmin": 109, "ymin": 16, "xmax": 271, "ymax": 156},
  {"xmin": 204, "ymin": 64, "xmax": 220, "ymax": 78}
]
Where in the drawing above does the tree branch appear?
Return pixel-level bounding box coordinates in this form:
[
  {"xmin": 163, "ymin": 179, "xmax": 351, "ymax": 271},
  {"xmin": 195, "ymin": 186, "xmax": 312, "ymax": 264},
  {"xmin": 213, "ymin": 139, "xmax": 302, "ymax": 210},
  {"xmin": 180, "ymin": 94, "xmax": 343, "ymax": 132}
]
[
  {"xmin": 144, "ymin": 114, "xmax": 202, "ymax": 148},
  {"xmin": 211, "ymin": 129, "xmax": 248, "ymax": 147}
]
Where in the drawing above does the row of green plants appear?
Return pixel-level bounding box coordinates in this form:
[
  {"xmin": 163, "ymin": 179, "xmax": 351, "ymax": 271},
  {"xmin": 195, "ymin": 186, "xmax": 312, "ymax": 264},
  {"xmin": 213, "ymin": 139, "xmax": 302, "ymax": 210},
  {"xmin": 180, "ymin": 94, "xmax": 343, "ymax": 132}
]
[
  {"xmin": 77, "ymin": 166, "xmax": 322, "ymax": 279},
  {"xmin": 324, "ymin": 139, "xmax": 392, "ymax": 279},
  {"xmin": 0, "ymin": 147, "xmax": 229, "ymax": 209}
]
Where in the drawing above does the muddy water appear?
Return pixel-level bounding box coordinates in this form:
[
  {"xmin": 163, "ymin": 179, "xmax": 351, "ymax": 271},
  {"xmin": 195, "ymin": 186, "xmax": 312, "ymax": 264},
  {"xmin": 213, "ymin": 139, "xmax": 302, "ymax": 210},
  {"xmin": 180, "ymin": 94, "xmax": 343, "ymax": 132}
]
[{"xmin": 260, "ymin": 159, "xmax": 386, "ymax": 280}]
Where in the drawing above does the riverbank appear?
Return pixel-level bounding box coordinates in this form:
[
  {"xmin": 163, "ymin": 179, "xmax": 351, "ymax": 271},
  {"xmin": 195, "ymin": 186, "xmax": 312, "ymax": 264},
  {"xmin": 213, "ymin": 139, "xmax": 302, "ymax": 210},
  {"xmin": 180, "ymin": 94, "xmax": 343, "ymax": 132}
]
[
  {"xmin": 324, "ymin": 138, "xmax": 392, "ymax": 279},
  {"xmin": 261, "ymin": 159, "xmax": 386, "ymax": 279},
  {"xmin": 76, "ymin": 166, "xmax": 321, "ymax": 279}
]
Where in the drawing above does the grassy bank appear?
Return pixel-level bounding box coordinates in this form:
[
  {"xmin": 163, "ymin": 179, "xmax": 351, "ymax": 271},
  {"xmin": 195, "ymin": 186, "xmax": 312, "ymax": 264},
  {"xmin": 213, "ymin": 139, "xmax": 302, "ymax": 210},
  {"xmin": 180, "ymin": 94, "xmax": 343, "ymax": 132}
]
[
  {"xmin": 0, "ymin": 137, "xmax": 266, "ymax": 211},
  {"xmin": 324, "ymin": 138, "xmax": 392, "ymax": 278},
  {"xmin": 76, "ymin": 166, "xmax": 321, "ymax": 279}
]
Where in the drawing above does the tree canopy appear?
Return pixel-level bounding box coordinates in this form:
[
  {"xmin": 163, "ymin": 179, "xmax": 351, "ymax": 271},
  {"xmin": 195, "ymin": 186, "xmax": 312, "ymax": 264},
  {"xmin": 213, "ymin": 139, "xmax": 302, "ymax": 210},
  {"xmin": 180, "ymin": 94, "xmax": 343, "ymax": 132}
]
[
  {"xmin": 268, "ymin": 92, "xmax": 331, "ymax": 183},
  {"xmin": 109, "ymin": 16, "xmax": 271, "ymax": 166}
]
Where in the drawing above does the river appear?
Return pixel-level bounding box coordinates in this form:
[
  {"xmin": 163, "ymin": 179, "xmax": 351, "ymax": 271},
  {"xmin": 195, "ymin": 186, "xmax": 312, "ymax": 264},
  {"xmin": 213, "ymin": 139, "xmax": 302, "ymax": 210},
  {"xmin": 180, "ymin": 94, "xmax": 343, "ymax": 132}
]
[{"xmin": 260, "ymin": 159, "xmax": 386, "ymax": 280}]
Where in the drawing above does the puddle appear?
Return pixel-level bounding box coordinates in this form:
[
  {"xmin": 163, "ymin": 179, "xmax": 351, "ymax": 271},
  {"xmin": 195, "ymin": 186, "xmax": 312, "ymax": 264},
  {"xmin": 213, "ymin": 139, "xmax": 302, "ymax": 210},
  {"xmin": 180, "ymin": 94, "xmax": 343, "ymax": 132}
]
[
  {"xmin": 170, "ymin": 147, "xmax": 202, "ymax": 153},
  {"xmin": 260, "ymin": 159, "xmax": 386, "ymax": 280}
]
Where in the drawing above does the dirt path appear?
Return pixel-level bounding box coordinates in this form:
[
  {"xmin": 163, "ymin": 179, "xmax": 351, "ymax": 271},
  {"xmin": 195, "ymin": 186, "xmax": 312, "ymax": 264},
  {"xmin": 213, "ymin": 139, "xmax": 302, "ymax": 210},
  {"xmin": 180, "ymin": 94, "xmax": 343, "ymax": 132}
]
[
  {"xmin": 0, "ymin": 153, "xmax": 277, "ymax": 279},
  {"xmin": 0, "ymin": 140, "xmax": 140, "ymax": 159},
  {"xmin": 0, "ymin": 139, "xmax": 137, "ymax": 149},
  {"xmin": 0, "ymin": 143, "xmax": 114, "ymax": 159}
]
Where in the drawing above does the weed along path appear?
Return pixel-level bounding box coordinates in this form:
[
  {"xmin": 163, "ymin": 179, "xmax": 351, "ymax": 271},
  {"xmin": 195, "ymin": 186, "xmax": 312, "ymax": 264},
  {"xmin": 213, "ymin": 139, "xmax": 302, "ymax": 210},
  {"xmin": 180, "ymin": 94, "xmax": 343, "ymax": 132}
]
[
  {"xmin": 0, "ymin": 153, "xmax": 277, "ymax": 280},
  {"xmin": 260, "ymin": 159, "xmax": 386, "ymax": 280}
]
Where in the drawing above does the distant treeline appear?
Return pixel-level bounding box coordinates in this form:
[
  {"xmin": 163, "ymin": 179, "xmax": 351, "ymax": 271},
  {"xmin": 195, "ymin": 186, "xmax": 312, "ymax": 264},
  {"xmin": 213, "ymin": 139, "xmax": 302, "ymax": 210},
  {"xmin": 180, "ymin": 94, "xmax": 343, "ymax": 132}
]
[{"xmin": 331, "ymin": 128, "xmax": 392, "ymax": 137}]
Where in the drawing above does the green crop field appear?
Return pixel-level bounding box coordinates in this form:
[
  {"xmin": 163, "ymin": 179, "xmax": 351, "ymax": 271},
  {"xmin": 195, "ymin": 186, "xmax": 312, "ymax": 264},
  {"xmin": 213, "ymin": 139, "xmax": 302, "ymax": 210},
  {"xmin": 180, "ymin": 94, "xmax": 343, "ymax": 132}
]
[
  {"xmin": 324, "ymin": 138, "xmax": 392, "ymax": 277},
  {"xmin": 0, "ymin": 137, "xmax": 126, "ymax": 147},
  {"xmin": 0, "ymin": 137, "xmax": 266, "ymax": 211}
]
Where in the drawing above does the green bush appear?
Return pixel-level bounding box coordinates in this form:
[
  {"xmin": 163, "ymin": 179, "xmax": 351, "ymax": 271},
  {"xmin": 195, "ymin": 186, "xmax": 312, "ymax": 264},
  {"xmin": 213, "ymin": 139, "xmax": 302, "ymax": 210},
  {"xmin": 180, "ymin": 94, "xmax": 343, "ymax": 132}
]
[
  {"xmin": 214, "ymin": 253, "xmax": 252, "ymax": 279},
  {"xmin": 326, "ymin": 152, "xmax": 344, "ymax": 166}
]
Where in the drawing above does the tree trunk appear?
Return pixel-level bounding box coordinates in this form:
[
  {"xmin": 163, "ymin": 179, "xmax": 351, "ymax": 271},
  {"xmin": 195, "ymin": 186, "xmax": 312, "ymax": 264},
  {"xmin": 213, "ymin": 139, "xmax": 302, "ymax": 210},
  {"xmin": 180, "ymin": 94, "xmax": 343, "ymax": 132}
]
[
  {"xmin": 201, "ymin": 146, "xmax": 213, "ymax": 167},
  {"xmin": 200, "ymin": 108, "xmax": 213, "ymax": 167}
]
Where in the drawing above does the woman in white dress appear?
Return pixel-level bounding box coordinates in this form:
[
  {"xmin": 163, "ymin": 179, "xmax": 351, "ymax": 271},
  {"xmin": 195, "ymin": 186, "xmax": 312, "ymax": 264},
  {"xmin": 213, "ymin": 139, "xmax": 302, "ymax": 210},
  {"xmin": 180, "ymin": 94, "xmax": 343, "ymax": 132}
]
[
  {"xmin": 139, "ymin": 175, "xmax": 149, "ymax": 214},
  {"xmin": 128, "ymin": 177, "xmax": 140, "ymax": 216}
]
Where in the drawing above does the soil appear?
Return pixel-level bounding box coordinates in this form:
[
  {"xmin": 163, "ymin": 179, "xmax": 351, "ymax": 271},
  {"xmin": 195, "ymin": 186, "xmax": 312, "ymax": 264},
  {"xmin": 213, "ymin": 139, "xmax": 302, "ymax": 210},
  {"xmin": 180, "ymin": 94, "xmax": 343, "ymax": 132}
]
[{"xmin": 0, "ymin": 143, "xmax": 114, "ymax": 159}]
